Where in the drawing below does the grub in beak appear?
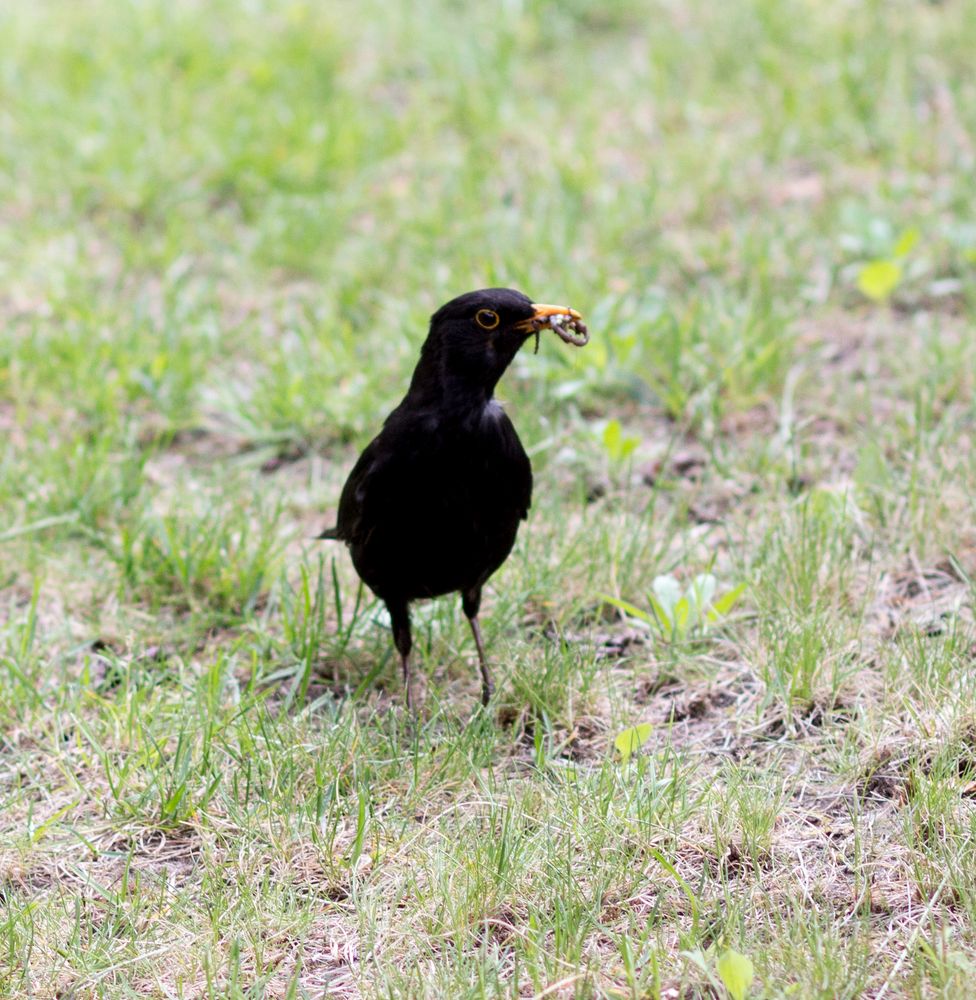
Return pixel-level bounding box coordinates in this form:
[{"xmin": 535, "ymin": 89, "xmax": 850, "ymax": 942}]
[{"xmin": 516, "ymin": 303, "xmax": 589, "ymax": 353}]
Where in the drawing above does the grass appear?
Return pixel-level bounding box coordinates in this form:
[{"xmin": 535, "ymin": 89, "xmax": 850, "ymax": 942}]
[{"xmin": 3, "ymin": 0, "xmax": 976, "ymax": 995}]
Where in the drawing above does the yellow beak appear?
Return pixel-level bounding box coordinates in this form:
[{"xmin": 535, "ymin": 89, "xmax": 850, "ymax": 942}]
[{"xmin": 515, "ymin": 303, "xmax": 583, "ymax": 333}]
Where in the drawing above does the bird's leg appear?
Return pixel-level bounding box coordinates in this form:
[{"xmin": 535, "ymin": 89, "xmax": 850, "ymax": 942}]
[
  {"xmin": 469, "ymin": 617, "xmax": 492, "ymax": 706},
  {"xmin": 388, "ymin": 600, "xmax": 421, "ymax": 711},
  {"xmin": 462, "ymin": 588, "xmax": 493, "ymax": 706}
]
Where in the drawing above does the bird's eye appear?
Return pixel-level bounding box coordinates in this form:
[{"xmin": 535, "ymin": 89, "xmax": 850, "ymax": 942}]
[{"xmin": 475, "ymin": 309, "xmax": 500, "ymax": 330}]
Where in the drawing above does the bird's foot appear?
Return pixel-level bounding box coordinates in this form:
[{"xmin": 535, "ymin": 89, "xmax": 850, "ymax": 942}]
[{"xmin": 480, "ymin": 675, "xmax": 494, "ymax": 707}]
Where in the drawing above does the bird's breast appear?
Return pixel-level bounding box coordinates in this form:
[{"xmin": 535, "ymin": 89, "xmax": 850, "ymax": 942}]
[{"xmin": 347, "ymin": 409, "xmax": 531, "ymax": 601}]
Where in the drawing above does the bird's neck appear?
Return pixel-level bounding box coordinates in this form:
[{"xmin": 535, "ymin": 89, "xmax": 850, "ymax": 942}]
[{"xmin": 405, "ymin": 355, "xmax": 500, "ymax": 420}]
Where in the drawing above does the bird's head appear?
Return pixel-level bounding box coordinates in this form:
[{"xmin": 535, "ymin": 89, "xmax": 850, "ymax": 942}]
[{"xmin": 415, "ymin": 288, "xmax": 586, "ymax": 403}]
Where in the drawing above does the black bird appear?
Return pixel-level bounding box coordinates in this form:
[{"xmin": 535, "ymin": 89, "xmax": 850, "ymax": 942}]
[{"xmin": 320, "ymin": 288, "xmax": 587, "ymax": 708}]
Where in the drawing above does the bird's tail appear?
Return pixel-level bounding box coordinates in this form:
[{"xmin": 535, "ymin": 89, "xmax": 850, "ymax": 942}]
[{"xmin": 317, "ymin": 526, "xmax": 341, "ymax": 540}]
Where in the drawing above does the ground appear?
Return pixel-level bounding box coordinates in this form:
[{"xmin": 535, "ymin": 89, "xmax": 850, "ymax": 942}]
[{"xmin": 3, "ymin": 0, "xmax": 976, "ymax": 997}]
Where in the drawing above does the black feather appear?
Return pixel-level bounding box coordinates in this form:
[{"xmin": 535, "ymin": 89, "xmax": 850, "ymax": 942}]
[{"xmin": 320, "ymin": 287, "xmax": 564, "ymax": 708}]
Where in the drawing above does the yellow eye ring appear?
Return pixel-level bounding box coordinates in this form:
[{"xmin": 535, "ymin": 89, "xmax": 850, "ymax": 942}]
[{"xmin": 475, "ymin": 309, "xmax": 500, "ymax": 330}]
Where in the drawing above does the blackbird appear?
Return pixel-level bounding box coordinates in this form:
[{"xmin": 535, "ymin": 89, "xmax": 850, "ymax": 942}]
[{"xmin": 320, "ymin": 288, "xmax": 587, "ymax": 707}]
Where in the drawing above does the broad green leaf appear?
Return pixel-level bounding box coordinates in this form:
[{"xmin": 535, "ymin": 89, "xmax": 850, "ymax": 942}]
[
  {"xmin": 673, "ymin": 596, "xmax": 690, "ymax": 631},
  {"xmin": 688, "ymin": 573, "xmax": 717, "ymax": 614},
  {"xmin": 603, "ymin": 418, "xmax": 639, "ymax": 461},
  {"xmin": 614, "ymin": 723, "xmax": 653, "ymax": 763},
  {"xmin": 603, "ymin": 419, "xmax": 622, "ymax": 458},
  {"xmin": 717, "ymin": 948, "xmax": 754, "ymax": 1000},
  {"xmin": 857, "ymin": 259, "xmax": 901, "ymax": 302},
  {"xmin": 707, "ymin": 582, "xmax": 746, "ymax": 620},
  {"xmin": 647, "ymin": 593, "xmax": 672, "ymax": 631},
  {"xmin": 652, "ymin": 575, "xmax": 682, "ymax": 619},
  {"xmin": 892, "ymin": 227, "xmax": 919, "ymax": 257},
  {"xmin": 599, "ymin": 593, "xmax": 654, "ymax": 626}
]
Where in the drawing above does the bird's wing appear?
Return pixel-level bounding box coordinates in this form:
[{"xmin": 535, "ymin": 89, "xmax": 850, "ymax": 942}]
[
  {"xmin": 332, "ymin": 435, "xmax": 387, "ymax": 545},
  {"xmin": 493, "ymin": 409, "xmax": 533, "ymax": 520}
]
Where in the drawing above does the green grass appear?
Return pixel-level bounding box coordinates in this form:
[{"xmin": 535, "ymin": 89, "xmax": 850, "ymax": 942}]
[{"xmin": 3, "ymin": 0, "xmax": 976, "ymax": 995}]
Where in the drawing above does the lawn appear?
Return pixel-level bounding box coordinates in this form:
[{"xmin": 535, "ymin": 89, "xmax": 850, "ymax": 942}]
[{"xmin": 3, "ymin": 0, "xmax": 976, "ymax": 996}]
